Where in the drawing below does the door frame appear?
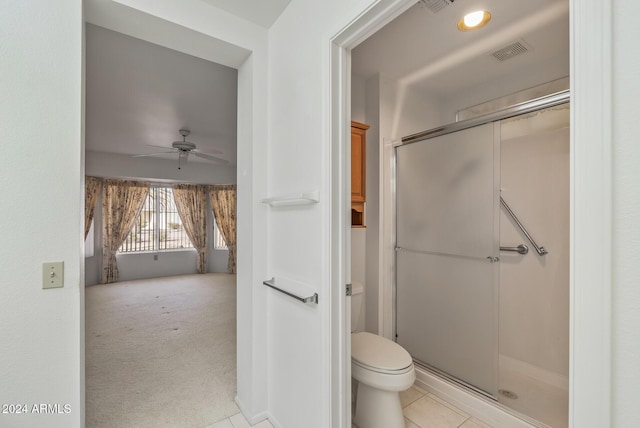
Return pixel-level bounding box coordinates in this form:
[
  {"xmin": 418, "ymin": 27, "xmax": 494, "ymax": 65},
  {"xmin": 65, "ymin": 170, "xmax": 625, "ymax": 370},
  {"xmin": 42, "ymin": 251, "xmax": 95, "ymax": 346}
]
[{"xmin": 328, "ymin": 0, "xmax": 613, "ymax": 426}]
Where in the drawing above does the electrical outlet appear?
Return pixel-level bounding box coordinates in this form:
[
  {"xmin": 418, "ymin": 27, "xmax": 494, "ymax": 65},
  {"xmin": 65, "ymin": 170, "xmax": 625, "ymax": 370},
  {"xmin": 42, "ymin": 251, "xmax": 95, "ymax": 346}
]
[{"xmin": 43, "ymin": 262, "xmax": 64, "ymax": 289}]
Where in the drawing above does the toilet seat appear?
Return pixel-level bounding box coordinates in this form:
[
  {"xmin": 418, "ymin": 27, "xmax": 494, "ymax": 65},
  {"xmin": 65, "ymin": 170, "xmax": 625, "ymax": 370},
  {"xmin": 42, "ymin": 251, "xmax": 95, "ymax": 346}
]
[
  {"xmin": 351, "ymin": 332, "xmax": 413, "ymax": 373},
  {"xmin": 352, "ymin": 358, "xmax": 414, "ymax": 375}
]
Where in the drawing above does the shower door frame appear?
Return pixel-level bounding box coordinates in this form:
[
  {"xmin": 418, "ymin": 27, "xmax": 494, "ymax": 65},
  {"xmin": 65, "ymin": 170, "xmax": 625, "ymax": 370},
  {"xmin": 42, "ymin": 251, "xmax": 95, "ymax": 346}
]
[{"xmin": 392, "ymin": 90, "xmax": 571, "ymax": 404}]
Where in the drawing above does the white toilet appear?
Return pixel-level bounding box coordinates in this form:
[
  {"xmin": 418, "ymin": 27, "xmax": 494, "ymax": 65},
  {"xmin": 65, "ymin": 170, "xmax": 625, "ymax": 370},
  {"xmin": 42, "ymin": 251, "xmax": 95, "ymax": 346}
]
[{"xmin": 351, "ymin": 282, "xmax": 415, "ymax": 428}]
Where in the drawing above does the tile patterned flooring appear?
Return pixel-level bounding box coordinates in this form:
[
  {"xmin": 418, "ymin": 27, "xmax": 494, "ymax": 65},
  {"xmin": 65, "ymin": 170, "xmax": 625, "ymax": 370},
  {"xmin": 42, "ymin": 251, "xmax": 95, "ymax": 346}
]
[
  {"xmin": 400, "ymin": 385, "xmax": 493, "ymax": 428},
  {"xmin": 206, "ymin": 384, "xmax": 492, "ymax": 428},
  {"xmin": 206, "ymin": 412, "xmax": 274, "ymax": 428}
]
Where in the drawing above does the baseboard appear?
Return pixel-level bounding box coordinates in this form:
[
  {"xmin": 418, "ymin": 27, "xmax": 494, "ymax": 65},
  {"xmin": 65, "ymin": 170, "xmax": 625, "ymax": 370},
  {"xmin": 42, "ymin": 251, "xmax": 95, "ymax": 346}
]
[
  {"xmin": 266, "ymin": 415, "xmax": 283, "ymax": 428},
  {"xmin": 234, "ymin": 395, "xmax": 271, "ymax": 426},
  {"xmin": 414, "ymin": 367, "xmax": 546, "ymax": 428}
]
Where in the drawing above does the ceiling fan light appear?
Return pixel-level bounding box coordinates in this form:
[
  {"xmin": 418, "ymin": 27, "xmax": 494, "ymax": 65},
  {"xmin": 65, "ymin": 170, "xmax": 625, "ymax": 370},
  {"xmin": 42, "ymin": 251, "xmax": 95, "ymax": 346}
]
[{"xmin": 178, "ymin": 151, "xmax": 189, "ymax": 170}]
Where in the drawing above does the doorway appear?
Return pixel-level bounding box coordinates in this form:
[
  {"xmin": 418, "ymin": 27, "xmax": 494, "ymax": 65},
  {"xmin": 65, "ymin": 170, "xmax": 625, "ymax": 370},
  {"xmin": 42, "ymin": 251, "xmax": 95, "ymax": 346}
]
[
  {"xmin": 331, "ymin": 0, "xmax": 613, "ymax": 426},
  {"xmin": 83, "ymin": 2, "xmax": 266, "ymax": 424}
]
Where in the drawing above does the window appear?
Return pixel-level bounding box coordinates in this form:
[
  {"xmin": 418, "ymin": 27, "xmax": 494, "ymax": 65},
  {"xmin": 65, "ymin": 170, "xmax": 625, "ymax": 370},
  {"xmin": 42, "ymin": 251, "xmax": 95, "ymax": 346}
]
[
  {"xmin": 119, "ymin": 187, "xmax": 193, "ymax": 253},
  {"xmin": 213, "ymin": 217, "xmax": 228, "ymax": 250}
]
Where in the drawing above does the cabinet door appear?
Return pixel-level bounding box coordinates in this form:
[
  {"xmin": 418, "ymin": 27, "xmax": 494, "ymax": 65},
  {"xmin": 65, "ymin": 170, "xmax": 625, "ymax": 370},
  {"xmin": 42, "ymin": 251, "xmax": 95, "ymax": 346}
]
[
  {"xmin": 351, "ymin": 121, "xmax": 369, "ymax": 228},
  {"xmin": 351, "ymin": 124, "xmax": 366, "ymax": 202}
]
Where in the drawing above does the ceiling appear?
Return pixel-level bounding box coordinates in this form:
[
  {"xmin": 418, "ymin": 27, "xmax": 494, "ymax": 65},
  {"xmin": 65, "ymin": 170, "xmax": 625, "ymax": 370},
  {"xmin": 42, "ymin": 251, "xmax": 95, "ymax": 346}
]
[
  {"xmin": 85, "ymin": 24, "xmax": 238, "ymax": 165},
  {"xmin": 85, "ymin": 1, "xmax": 293, "ymax": 168},
  {"xmin": 200, "ymin": 0, "xmax": 292, "ymax": 28},
  {"xmin": 352, "ymin": 0, "xmax": 569, "ymax": 104},
  {"xmin": 86, "ymin": 0, "xmax": 568, "ymax": 167}
]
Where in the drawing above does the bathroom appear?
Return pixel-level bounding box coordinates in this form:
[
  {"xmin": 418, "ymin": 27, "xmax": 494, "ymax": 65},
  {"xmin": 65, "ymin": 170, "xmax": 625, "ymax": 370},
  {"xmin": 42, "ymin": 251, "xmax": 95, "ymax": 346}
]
[{"xmin": 349, "ymin": 0, "xmax": 569, "ymax": 427}]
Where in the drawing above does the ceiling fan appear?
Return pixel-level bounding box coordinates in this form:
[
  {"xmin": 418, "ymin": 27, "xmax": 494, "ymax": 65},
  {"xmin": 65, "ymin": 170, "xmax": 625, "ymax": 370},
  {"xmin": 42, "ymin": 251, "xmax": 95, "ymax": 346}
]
[{"xmin": 133, "ymin": 129, "xmax": 228, "ymax": 170}]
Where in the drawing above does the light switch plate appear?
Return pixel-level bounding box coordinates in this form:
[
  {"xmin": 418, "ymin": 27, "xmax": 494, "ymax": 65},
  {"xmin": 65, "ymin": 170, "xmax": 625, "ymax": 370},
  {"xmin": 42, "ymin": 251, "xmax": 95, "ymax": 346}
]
[{"xmin": 43, "ymin": 262, "xmax": 64, "ymax": 289}]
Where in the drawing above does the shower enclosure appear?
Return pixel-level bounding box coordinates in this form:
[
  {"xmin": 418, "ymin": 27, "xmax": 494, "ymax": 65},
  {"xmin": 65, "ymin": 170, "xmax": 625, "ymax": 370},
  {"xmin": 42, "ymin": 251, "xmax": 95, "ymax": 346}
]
[{"xmin": 394, "ymin": 94, "xmax": 570, "ymax": 427}]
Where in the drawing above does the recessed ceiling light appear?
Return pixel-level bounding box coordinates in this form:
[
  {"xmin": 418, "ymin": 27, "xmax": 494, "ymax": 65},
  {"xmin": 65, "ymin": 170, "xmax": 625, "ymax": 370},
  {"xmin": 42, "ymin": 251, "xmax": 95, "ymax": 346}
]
[{"xmin": 457, "ymin": 10, "xmax": 491, "ymax": 31}]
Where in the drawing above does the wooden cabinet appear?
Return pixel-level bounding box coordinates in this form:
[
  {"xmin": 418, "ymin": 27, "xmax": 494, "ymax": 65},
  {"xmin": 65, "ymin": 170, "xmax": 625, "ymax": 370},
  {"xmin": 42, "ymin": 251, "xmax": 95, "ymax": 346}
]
[{"xmin": 351, "ymin": 121, "xmax": 369, "ymax": 227}]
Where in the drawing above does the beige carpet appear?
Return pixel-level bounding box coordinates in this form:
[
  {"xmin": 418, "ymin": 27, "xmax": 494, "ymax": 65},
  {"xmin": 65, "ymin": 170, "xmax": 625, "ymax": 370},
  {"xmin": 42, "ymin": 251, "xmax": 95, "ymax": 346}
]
[{"xmin": 86, "ymin": 273, "xmax": 238, "ymax": 428}]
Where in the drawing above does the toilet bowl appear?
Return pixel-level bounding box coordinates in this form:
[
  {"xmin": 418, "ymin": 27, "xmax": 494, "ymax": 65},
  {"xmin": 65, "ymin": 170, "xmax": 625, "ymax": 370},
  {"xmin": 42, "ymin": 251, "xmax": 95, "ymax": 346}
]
[{"xmin": 351, "ymin": 332, "xmax": 415, "ymax": 428}]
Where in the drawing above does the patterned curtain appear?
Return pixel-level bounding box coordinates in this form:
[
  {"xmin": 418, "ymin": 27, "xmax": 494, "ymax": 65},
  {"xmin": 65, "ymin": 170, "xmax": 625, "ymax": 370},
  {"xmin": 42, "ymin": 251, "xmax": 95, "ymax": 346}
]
[
  {"xmin": 173, "ymin": 184, "xmax": 208, "ymax": 274},
  {"xmin": 101, "ymin": 179, "xmax": 150, "ymax": 284},
  {"xmin": 209, "ymin": 185, "xmax": 237, "ymax": 274},
  {"xmin": 85, "ymin": 176, "xmax": 101, "ymax": 239}
]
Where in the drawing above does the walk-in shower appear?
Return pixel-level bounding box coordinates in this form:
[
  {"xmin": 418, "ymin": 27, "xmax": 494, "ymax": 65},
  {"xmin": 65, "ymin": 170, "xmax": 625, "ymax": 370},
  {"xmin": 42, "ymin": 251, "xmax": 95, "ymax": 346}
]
[{"xmin": 394, "ymin": 92, "xmax": 570, "ymax": 427}]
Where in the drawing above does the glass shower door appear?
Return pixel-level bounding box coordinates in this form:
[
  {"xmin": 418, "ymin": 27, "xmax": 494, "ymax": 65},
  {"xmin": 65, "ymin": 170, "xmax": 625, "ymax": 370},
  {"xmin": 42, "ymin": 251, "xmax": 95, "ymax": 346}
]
[
  {"xmin": 395, "ymin": 122, "xmax": 499, "ymax": 396},
  {"xmin": 497, "ymin": 104, "xmax": 570, "ymax": 427}
]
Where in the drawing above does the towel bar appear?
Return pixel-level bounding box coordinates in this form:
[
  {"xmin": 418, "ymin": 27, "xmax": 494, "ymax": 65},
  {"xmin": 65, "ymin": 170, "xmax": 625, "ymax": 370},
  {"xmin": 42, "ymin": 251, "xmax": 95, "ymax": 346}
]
[{"xmin": 263, "ymin": 277, "xmax": 318, "ymax": 304}]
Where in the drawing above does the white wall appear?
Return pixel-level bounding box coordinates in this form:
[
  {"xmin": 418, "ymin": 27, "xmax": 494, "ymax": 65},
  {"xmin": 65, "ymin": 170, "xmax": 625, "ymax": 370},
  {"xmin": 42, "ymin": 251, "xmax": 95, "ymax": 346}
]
[
  {"xmin": 350, "ymin": 228, "xmax": 367, "ymax": 332},
  {"xmin": 381, "ymin": 80, "xmax": 443, "ymax": 139},
  {"xmin": 266, "ymin": 1, "xmax": 394, "ymax": 426},
  {"xmin": 0, "ymin": 2, "xmax": 83, "ymax": 427},
  {"xmin": 267, "ymin": 4, "xmax": 326, "ymax": 425},
  {"xmin": 612, "ymin": 0, "xmax": 640, "ymax": 424},
  {"xmin": 356, "ymin": 74, "xmax": 442, "ymax": 335},
  {"xmin": 84, "ymin": 151, "xmax": 233, "ymax": 285},
  {"xmin": 351, "ymin": 74, "xmax": 367, "ymax": 123},
  {"xmin": 364, "ymin": 75, "xmax": 382, "ymax": 333}
]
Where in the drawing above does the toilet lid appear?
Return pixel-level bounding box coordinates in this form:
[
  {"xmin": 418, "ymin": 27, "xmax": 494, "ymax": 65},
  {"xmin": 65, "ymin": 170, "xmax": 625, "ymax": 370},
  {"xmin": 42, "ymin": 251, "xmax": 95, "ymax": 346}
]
[{"xmin": 351, "ymin": 332, "xmax": 413, "ymax": 371}]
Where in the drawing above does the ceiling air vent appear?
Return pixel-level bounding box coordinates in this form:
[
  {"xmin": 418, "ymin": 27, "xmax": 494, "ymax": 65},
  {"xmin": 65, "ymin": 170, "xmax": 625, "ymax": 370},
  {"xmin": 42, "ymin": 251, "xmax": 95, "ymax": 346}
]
[
  {"xmin": 418, "ymin": 0, "xmax": 454, "ymax": 15},
  {"xmin": 491, "ymin": 40, "xmax": 530, "ymax": 62}
]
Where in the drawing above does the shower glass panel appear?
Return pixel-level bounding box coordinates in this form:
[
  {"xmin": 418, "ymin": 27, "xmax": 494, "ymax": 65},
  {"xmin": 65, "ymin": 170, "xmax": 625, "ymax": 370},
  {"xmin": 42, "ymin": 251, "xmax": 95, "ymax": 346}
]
[
  {"xmin": 395, "ymin": 122, "xmax": 499, "ymax": 396},
  {"xmin": 498, "ymin": 104, "xmax": 570, "ymax": 427},
  {"xmin": 394, "ymin": 101, "xmax": 570, "ymax": 427}
]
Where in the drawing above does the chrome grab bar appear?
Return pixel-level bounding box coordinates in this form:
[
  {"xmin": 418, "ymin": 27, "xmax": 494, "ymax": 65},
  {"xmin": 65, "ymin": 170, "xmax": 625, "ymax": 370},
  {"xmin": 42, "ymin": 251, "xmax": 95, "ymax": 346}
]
[
  {"xmin": 500, "ymin": 196, "xmax": 548, "ymax": 256},
  {"xmin": 263, "ymin": 277, "xmax": 318, "ymax": 304},
  {"xmin": 500, "ymin": 244, "xmax": 529, "ymax": 255}
]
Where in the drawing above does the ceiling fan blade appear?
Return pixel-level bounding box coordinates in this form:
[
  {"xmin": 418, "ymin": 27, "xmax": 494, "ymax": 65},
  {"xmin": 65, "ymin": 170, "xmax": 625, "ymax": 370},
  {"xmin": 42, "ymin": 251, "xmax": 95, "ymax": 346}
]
[
  {"xmin": 196, "ymin": 146, "xmax": 223, "ymax": 154},
  {"xmin": 132, "ymin": 152, "xmax": 177, "ymax": 158},
  {"xmin": 147, "ymin": 144, "xmax": 178, "ymax": 151},
  {"xmin": 192, "ymin": 151, "xmax": 229, "ymax": 164}
]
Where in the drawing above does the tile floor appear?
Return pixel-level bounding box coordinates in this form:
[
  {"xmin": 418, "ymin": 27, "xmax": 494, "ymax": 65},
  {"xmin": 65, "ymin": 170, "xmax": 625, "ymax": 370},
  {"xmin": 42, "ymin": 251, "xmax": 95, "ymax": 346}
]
[
  {"xmin": 400, "ymin": 385, "xmax": 493, "ymax": 428},
  {"xmin": 206, "ymin": 412, "xmax": 274, "ymax": 428},
  {"xmin": 206, "ymin": 384, "xmax": 493, "ymax": 428}
]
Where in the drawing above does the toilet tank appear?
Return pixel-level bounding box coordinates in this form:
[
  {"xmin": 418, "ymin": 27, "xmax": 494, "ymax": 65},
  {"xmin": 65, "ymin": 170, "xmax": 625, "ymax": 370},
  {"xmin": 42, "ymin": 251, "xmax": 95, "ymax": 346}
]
[{"xmin": 351, "ymin": 281, "xmax": 365, "ymax": 332}]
